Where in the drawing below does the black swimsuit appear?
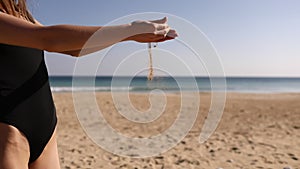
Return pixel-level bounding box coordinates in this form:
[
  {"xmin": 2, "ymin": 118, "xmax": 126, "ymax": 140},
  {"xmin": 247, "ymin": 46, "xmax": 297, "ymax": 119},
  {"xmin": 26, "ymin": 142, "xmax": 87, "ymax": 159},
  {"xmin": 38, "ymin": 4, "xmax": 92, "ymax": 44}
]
[{"xmin": 0, "ymin": 43, "xmax": 57, "ymax": 163}]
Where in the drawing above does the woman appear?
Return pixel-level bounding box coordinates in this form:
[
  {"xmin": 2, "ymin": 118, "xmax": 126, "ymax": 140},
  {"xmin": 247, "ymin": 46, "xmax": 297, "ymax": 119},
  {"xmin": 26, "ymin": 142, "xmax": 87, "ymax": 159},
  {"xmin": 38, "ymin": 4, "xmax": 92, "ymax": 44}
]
[{"xmin": 0, "ymin": 0, "xmax": 177, "ymax": 168}]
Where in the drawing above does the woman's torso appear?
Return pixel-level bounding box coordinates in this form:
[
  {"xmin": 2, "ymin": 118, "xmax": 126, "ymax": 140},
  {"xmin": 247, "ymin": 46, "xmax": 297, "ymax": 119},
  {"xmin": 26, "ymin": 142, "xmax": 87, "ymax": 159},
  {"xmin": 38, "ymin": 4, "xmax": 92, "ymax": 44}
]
[{"xmin": 0, "ymin": 43, "xmax": 44, "ymax": 96}]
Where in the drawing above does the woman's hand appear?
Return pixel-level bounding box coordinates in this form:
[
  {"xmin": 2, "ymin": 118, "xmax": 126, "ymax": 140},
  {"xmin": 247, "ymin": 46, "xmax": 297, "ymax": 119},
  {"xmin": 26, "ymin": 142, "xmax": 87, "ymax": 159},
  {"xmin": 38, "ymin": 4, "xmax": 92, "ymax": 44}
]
[{"xmin": 125, "ymin": 17, "xmax": 178, "ymax": 43}]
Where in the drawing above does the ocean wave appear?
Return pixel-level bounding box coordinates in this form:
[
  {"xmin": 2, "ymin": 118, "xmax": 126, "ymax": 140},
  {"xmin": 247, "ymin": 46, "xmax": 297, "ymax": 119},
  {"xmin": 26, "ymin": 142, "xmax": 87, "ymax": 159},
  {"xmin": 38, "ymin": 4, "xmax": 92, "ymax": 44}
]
[
  {"xmin": 50, "ymin": 86, "xmax": 205, "ymax": 93},
  {"xmin": 51, "ymin": 86, "xmax": 134, "ymax": 92}
]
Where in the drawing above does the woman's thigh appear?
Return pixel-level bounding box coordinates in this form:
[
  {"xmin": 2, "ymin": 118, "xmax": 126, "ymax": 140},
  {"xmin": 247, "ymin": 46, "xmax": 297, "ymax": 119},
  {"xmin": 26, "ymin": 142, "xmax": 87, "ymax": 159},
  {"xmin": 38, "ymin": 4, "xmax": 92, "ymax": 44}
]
[
  {"xmin": 0, "ymin": 122, "xmax": 30, "ymax": 169},
  {"xmin": 29, "ymin": 128, "xmax": 61, "ymax": 169}
]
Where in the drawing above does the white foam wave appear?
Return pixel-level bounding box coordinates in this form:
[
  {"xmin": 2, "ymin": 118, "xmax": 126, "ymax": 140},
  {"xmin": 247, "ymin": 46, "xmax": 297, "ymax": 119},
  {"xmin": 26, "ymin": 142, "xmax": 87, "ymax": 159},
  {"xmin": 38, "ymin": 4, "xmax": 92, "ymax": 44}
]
[{"xmin": 51, "ymin": 86, "xmax": 133, "ymax": 92}]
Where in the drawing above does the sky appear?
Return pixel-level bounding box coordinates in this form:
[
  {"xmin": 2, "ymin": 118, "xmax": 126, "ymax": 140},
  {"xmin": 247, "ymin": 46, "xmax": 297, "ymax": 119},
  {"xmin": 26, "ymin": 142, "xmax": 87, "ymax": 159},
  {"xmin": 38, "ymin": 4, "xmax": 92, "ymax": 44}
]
[{"xmin": 30, "ymin": 0, "xmax": 300, "ymax": 77}]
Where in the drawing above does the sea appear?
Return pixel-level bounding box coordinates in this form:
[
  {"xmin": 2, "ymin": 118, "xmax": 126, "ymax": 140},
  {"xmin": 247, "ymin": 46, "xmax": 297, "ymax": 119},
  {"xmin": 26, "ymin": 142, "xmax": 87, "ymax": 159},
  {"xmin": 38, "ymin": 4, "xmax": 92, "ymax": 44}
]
[{"xmin": 49, "ymin": 76, "xmax": 300, "ymax": 93}]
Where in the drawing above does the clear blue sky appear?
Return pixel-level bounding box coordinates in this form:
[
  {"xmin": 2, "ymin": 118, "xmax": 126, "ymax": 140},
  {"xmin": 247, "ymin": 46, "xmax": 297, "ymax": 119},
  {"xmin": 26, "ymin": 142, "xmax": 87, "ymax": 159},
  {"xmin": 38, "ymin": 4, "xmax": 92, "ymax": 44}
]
[{"xmin": 30, "ymin": 0, "xmax": 300, "ymax": 77}]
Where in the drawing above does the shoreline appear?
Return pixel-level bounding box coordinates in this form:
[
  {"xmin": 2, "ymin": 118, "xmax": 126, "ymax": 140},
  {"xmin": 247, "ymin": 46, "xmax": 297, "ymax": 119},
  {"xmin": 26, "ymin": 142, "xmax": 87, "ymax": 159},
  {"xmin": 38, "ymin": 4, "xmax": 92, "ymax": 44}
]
[{"xmin": 51, "ymin": 90, "xmax": 300, "ymax": 95}]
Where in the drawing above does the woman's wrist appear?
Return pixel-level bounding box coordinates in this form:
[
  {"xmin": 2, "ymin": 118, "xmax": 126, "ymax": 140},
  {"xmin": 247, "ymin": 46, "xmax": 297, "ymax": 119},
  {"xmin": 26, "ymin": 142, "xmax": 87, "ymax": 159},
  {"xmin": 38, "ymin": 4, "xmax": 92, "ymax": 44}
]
[{"xmin": 121, "ymin": 23, "xmax": 134, "ymax": 42}]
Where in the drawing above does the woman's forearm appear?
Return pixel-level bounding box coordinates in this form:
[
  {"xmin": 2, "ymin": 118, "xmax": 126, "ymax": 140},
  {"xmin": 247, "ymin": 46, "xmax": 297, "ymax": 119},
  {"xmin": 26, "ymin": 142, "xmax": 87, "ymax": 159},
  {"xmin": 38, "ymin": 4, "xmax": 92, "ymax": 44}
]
[
  {"xmin": 60, "ymin": 45, "xmax": 111, "ymax": 57},
  {"xmin": 1, "ymin": 12, "xmax": 132, "ymax": 53},
  {"xmin": 38, "ymin": 25, "xmax": 101, "ymax": 52},
  {"xmin": 39, "ymin": 24, "xmax": 132, "ymax": 54}
]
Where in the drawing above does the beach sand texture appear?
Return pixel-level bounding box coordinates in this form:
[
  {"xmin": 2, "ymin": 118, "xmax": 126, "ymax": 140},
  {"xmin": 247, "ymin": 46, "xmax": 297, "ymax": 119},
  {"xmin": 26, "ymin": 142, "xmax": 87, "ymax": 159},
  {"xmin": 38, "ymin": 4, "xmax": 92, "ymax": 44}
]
[{"xmin": 53, "ymin": 92, "xmax": 300, "ymax": 169}]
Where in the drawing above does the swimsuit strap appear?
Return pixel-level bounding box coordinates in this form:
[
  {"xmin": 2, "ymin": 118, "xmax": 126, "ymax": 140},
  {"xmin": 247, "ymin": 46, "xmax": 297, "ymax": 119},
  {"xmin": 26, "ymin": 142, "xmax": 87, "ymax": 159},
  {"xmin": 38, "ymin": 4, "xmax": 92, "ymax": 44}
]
[{"xmin": 0, "ymin": 60, "xmax": 49, "ymax": 116}]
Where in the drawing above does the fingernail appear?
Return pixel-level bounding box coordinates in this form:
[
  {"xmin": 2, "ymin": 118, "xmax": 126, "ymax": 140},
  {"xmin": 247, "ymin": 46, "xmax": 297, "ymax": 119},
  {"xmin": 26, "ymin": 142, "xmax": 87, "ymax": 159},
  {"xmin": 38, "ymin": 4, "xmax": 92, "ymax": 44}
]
[{"xmin": 167, "ymin": 31, "xmax": 177, "ymax": 37}]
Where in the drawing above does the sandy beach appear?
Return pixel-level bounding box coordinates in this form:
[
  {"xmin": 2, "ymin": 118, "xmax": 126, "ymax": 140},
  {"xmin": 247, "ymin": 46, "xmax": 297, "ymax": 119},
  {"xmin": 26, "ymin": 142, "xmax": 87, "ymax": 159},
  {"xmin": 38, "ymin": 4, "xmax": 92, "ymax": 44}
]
[{"xmin": 53, "ymin": 92, "xmax": 300, "ymax": 169}]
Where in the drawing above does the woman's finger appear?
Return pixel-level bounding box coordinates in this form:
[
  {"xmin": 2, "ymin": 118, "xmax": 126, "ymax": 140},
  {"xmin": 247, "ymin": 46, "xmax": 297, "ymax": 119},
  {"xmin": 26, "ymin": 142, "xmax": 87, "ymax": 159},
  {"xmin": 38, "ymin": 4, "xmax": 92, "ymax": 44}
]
[
  {"xmin": 154, "ymin": 29, "xmax": 178, "ymax": 42},
  {"xmin": 150, "ymin": 17, "xmax": 167, "ymax": 24},
  {"xmin": 155, "ymin": 23, "xmax": 169, "ymax": 31},
  {"xmin": 166, "ymin": 29, "xmax": 178, "ymax": 38},
  {"xmin": 154, "ymin": 27, "xmax": 171, "ymax": 36}
]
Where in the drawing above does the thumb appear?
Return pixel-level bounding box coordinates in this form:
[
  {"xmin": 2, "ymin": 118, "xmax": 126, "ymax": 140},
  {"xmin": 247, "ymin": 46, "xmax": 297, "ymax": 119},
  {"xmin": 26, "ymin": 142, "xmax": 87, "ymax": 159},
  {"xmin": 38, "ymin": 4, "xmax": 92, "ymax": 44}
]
[{"xmin": 150, "ymin": 17, "xmax": 167, "ymax": 24}]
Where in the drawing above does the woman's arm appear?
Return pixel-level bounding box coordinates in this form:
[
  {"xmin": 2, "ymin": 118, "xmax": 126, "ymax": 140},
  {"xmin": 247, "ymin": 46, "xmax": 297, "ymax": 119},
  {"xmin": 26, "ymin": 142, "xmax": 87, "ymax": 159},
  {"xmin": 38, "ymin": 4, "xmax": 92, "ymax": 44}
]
[
  {"xmin": 59, "ymin": 18, "xmax": 177, "ymax": 57},
  {"xmin": 32, "ymin": 18, "xmax": 105, "ymax": 56},
  {"xmin": 0, "ymin": 12, "xmax": 177, "ymax": 57},
  {"xmin": 0, "ymin": 12, "xmax": 129, "ymax": 53},
  {"xmin": 59, "ymin": 30, "xmax": 177, "ymax": 57}
]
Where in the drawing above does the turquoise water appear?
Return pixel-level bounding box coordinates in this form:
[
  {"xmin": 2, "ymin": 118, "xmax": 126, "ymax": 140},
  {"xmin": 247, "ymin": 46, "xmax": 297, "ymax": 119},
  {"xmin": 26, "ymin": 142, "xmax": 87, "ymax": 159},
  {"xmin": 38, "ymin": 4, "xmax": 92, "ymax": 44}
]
[{"xmin": 49, "ymin": 76, "xmax": 300, "ymax": 93}]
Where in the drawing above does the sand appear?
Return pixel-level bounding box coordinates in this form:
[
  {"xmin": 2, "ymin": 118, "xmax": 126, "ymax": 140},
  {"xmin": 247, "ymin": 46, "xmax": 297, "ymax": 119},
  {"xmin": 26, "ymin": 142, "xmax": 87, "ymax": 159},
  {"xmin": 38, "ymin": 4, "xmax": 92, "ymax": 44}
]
[{"xmin": 52, "ymin": 92, "xmax": 300, "ymax": 169}]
